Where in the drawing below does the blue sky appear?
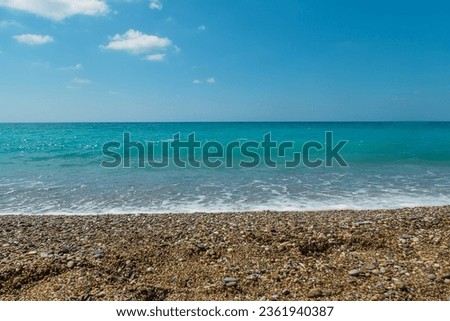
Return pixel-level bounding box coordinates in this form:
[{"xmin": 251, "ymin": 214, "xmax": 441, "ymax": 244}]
[{"xmin": 1, "ymin": 0, "xmax": 450, "ymax": 122}]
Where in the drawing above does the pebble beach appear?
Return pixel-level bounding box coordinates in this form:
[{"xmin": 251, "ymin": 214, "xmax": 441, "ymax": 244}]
[{"xmin": 1, "ymin": 206, "xmax": 449, "ymax": 301}]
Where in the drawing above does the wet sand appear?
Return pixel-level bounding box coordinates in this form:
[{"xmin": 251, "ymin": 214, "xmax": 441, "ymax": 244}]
[{"xmin": 0, "ymin": 206, "xmax": 449, "ymax": 301}]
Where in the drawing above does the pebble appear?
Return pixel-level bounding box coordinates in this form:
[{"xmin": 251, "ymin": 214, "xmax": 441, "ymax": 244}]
[
  {"xmin": 444, "ymin": 279, "xmax": 450, "ymax": 285},
  {"xmin": 271, "ymin": 294, "xmax": 279, "ymax": 300},
  {"xmin": 81, "ymin": 294, "xmax": 92, "ymax": 301},
  {"xmin": 97, "ymin": 291, "xmax": 106, "ymax": 298},
  {"xmin": 307, "ymin": 289, "xmax": 323, "ymax": 298},
  {"xmin": 394, "ymin": 280, "xmax": 407, "ymax": 290},
  {"xmin": 367, "ymin": 263, "xmax": 377, "ymax": 270},
  {"xmin": 355, "ymin": 221, "xmax": 373, "ymax": 226},
  {"xmin": 246, "ymin": 274, "xmax": 259, "ymax": 281},
  {"xmin": 93, "ymin": 251, "xmax": 104, "ymax": 259},
  {"xmin": 442, "ymin": 273, "xmax": 450, "ymax": 279},
  {"xmin": 428, "ymin": 274, "xmax": 436, "ymax": 281},
  {"xmin": 282, "ymin": 289, "xmax": 290, "ymax": 296},
  {"xmin": 401, "ymin": 234, "xmax": 412, "ymax": 239},
  {"xmin": 224, "ymin": 277, "xmax": 238, "ymax": 284},
  {"xmin": 67, "ymin": 261, "xmax": 75, "ymax": 268},
  {"xmin": 27, "ymin": 251, "xmax": 37, "ymax": 255},
  {"xmin": 225, "ymin": 282, "xmax": 237, "ymax": 287},
  {"xmin": 348, "ymin": 269, "xmax": 361, "ymax": 276}
]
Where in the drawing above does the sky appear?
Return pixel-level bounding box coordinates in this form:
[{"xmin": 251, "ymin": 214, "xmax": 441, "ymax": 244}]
[{"xmin": 1, "ymin": 0, "xmax": 450, "ymax": 122}]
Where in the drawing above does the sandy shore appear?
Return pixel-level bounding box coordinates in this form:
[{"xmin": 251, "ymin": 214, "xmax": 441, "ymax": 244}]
[{"xmin": 0, "ymin": 206, "xmax": 449, "ymax": 301}]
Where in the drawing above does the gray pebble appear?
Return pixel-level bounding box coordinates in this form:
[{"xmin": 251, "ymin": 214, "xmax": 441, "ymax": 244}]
[
  {"xmin": 428, "ymin": 273, "xmax": 436, "ymax": 281},
  {"xmin": 224, "ymin": 277, "xmax": 238, "ymax": 283},
  {"xmin": 348, "ymin": 269, "xmax": 361, "ymax": 276},
  {"xmin": 67, "ymin": 261, "xmax": 75, "ymax": 268}
]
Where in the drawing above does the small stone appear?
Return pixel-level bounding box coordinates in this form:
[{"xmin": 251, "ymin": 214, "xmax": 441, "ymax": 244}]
[
  {"xmin": 355, "ymin": 221, "xmax": 373, "ymax": 226},
  {"xmin": 259, "ymin": 296, "xmax": 266, "ymax": 301},
  {"xmin": 348, "ymin": 269, "xmax": 361, "ymax": 276},
  {"xmin": 401, "ymin": 234, "xmax": 412, "ymax": 239},
  {"xmin": 444, "ymin": 279, "xmax": 450, "ymax": 285},
  {"xmin": 81, "ymin": 294, "xmax": 92, "ymax": 301},
  {"xmin": 27, "ymin": 251, "xmax": 37, "ymax": 255},
  {"xmin": 224, "ymin": 277, "xmax": 238, "ymax": 284},
  {"xmin": 367, "ymin": 263, "xmax": 377, "ymax": 270},
  {"xmin": 271, "ymin": 294, "xmax": 279, "ymax": 300},
  {"xmin": 428, "ymin": 274, "xmax": 436, "ymax": 281},
  {"xmin": 67, "ymin": 261, "xmax": 75, "ymax": 268},
  {"xmin": 225, "ymin": 282, "xmax": 237, "ymax": 287},
  {"xmin": 96, "ymin": 291, "xmax": 106, "ymax": 298},
  {"xmin": 282, "ymin": 289, "xmax": 290, "ymax": 295},
  {"xmin": 307, "ymin": 289, "xmax": 323, "ymax": 298},
  {"xmin": 246, "ymin": 274, "xmax": 259, "ymax": 281},
  {"xmin": 93, "ymin": 251, "xmax": 104, "ymax": 259},
  {"xmin": 394, "ymin": 280, "xmax": 407, "ymax": 290},
  {"xmin": 2, "ymin": 243, "xmax": 10, "ymax": 247},
  {"xmin": 53, "ymin": 284, "xmax": 64, "ymax": 291},
  {"xmin": 442, "ymin": 273, "xmax": 450, "ymax": 279},
  {"xmin": 146, "ymin": 267, "xmax": 154, "ymax": 273}
]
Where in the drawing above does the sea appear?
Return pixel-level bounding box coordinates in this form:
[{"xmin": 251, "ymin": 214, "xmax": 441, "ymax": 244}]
[{"xmin": 0, "ymin": 122, "xmax": 449, "ymax": 214}]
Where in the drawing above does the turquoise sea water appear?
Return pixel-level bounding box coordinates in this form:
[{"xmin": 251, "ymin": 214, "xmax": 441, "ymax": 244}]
[{"xmin": 0, "ymin": 122, "xmax": 449, "ymax": 214}]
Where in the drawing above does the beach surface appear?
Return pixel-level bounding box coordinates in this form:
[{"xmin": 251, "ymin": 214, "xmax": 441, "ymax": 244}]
[{"xmin": 1, "ymin": 206, "xmax": 449, "ymax": 301}]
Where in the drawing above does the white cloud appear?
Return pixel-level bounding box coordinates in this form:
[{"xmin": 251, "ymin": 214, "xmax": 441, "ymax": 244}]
[
  {"xmin": 72, "ymin": 77, "xmax": 91, "ymax": 84},
  {"xmin": 60, "ymin": 63, "xmax": 83, "ymax": 71},
  {"xmin": 198, "ymin": 25, "xmax": 206, "ymax": 31},
  {"xmin": 13, "ymin": 34, "xmax": 54, "ymax": 45},
  {"xmin": 0, "ymin": 0, "xmax": 109, "ymax": 21},
  {"xmin": 102, "ymin": 29, "xmax": 171, "ymax": 54},
  {"xmin": 0, "ymin": 19, "xmax": 22, "ymax": 28},
  {"xmin": 193, "ymin": 77, "xmax": 216, "ymax": 85},
  {"xmin": 149, "ymin": 0, "xmax": 162, "ymax": 10},
  {"xmin": 145, "ymin": 53, "xmax": 165, "ymax": 62}
]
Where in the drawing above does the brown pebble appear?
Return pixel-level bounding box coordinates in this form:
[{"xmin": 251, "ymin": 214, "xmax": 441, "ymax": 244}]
[{"xmin": 307, "ymin": 289, "xmax": 323, "ymax": 298}]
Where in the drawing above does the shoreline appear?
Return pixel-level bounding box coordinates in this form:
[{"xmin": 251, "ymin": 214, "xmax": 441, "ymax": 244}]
[
  {"xmin": 1, "ymin": 203, "xmax": 450, "ymax": 216},
  {"xmin": 1, "ymin": 206, "xmax": 449, "ymax": 300}
]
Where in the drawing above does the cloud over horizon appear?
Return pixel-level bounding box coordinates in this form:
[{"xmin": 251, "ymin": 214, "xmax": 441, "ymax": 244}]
[
  {"xmin": 13, "ymin": 33, "xmax": 54, "ymax": 45},
  {"xmin": 102, "ymin": 29, "xmax": 172, "ymax": 60},
  {"xmin": 149, "ymin": 0, "xmax": 162, "ymax": 10},
  {"xmin": 0, "ymin": 0, "xmax": 109, "ymax": 21},
  {"xmin": 145, "ymin": 53, "xmax": 165, "ymax": 61}
]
